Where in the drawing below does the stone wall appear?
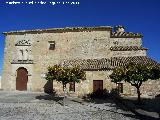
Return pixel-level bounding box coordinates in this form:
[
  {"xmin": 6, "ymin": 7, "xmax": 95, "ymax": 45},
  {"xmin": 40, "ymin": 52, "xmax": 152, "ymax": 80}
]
[
  {"xmin": 30, "ymin": 30, "xmax": 112, "ymax": 92},
  {"xmin": 30, "ymin": 31, "xmax": 111, "ymax": 61},
  {"xmin": 2, "ymin": 30, "xmax": 112, "ymax": 91},
  {"xmin": 111, "ymin": 50, "xmax": 146, "ymax": 57},
  {"xmin": 1, "ymin": 35, "xmax": 15, "ymax": 90},
  {"xmin": 132, "ymin": 79, "xmax": 160, "ymax": 97},
  {"xmin": 41, "ymin": 71, "xmax": 116, "ymax": 97},
  {"xmin": 110, "ymin": 38, "xmax": 142, "ymax": 47},
  {"xmin": 41, "ymin": 70, "xmax": 160, "ymax": 97},
  {"xmin": 108, "ymin": 37, "xmax": 144, "ymax": 58},
  {"xmin": 2, "ymin": 28, "xmax": 159, "ymax": 97}
]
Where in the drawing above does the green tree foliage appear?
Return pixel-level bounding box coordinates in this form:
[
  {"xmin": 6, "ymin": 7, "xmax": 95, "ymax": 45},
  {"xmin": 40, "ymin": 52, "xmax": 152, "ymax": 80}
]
[
  {"xmin": 110, "ymin": 63, "xmax": 160, "ymax": 103},
  {"xmin": 45, "ymin": 65, "xmax": 86, "ymax": 91},
  {"xmin": 45, "ymin": 65, "xmax": 60, "ymax": 81}
]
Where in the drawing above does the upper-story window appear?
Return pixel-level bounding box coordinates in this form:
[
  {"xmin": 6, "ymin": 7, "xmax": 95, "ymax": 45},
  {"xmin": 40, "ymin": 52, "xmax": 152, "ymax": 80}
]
[{"xmin": 49, "ymin": 41, "xmax": 55, "ymax": 50}]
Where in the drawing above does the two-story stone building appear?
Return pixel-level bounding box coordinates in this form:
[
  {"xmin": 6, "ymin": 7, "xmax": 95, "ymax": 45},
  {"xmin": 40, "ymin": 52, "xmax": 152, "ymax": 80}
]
[{"xmin": 1, "ymin": 25, "xmax": 160, "ymax": 97}]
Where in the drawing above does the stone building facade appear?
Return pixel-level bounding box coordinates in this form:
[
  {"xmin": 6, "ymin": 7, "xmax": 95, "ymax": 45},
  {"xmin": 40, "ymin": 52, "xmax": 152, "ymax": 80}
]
[{"xmin": 1, "ymin": 25, "xmax": 160, "ymax": 97}]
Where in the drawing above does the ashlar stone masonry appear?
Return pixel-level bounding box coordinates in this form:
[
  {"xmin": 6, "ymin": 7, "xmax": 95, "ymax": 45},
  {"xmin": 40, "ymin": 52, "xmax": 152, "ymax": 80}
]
[{"xmin": 1, "ymin": 25, "xmax": 160, "ymax": 97}]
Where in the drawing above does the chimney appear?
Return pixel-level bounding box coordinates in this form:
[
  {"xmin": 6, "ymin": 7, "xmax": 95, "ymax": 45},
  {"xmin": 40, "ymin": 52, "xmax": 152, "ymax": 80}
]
[{"xmin": 114, "ymin": 25, "xmax": 125, "ymax": 33}]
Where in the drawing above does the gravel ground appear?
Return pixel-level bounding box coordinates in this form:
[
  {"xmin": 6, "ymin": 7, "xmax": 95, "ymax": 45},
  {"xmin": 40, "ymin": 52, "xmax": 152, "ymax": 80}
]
[{"xmin": 0, "ymin": 91, "xmax": 139, "ymax": 120}]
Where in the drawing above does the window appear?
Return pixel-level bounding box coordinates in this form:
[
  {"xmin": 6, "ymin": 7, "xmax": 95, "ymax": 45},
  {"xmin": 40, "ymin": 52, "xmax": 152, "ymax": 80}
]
[
  {"xmin": 48, "ymin": 41, "xmax": 55, "ymax": 50},
  {"xmin": 49, "ymin": 44, "xmax": 55, "ymax": 50},
  {"xmin": 69, "ymin": 82, "xmax": 75, "ymax": 92},
  {"xmin": 117, "ymin": 83, "xmax": 123, "ymax": 93}
]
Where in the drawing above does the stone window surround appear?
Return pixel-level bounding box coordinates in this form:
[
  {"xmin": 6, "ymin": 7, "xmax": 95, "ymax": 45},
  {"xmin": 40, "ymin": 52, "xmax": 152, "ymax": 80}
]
[{"xmin": 48, "ymin": 41, "xmax": 55, "ymax": 50}]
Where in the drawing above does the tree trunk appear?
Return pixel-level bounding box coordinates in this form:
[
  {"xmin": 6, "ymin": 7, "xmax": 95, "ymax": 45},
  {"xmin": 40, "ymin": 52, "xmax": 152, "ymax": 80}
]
[
  {"xmin": 63, "ymin": 83, "xmax": 67, "ymax": 106},
  {"xmin": 136, "ymin": 87, "xmax": 141, "ymax": 103},
  {"xmin": 44, "ymin": 80, "xmax": 53, "ymax": 94},
  {"xmin": 63, "ymin": 84, "xmax": 66, "ymax": 92}
]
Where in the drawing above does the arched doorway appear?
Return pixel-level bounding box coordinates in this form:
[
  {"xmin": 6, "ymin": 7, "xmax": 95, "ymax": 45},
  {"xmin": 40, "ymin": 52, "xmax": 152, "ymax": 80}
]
[{"xmin": 16, "ymin": 67, "xmax": 28, "ymax": 91}]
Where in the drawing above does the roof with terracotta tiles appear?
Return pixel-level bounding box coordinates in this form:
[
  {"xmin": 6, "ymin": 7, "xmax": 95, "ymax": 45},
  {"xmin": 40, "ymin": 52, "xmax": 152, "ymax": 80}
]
[
  {"xmin": 62, "ymin": 58, "xmax": 111, "ymax": 70},
  {"xmin": 110, "ymin": 56, "xmax": 159, "ymax": 68},
  {"xmin": 110, "ymin": 46, "xmax": 148, "ymax": 51},
  {"xmin": 111, "ymin": 32, "xmax": 143, "ymax": 38},
  {"xmin": 62, "ymin": 56, "xmax": 159, "ymax": 71}
]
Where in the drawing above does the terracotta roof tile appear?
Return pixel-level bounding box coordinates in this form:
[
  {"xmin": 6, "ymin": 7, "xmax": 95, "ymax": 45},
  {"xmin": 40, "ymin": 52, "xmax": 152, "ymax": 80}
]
[
  {"xmin": 62, "ymin": 56, "xmax": 159, "ymax": 71},
  {"xmin": 111, "ymin": 32, "xmax": 143, "ymax": 38},
  {"xmin": 62, "ymin": 58, "xmax": 111, "ymax": 70},
  {"xmin": 110, "ymin": 46, "xmax": 148, "ymax": 51},
  {"xmin": 110, "ymin": 56, "xmax": 159, "ymax": 68}
]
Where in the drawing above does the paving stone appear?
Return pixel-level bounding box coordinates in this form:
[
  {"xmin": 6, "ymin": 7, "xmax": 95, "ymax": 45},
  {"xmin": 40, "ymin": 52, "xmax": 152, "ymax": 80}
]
[{"xmin": 0, "ymin": 91, "xmax": 138, "ymax": 120}]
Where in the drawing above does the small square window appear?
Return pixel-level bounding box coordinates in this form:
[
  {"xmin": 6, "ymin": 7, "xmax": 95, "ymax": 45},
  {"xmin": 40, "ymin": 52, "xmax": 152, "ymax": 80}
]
[
  {"xmin": 69, "ymin": 82, "xmax": 75, "ymax": 92},
  {"xmin": 49, "ymin": 41, "xmax": 55, "ymax": 50},
  {"xmin": 49, "ymin": 44, "xmax": 55, "ymax": 50}
]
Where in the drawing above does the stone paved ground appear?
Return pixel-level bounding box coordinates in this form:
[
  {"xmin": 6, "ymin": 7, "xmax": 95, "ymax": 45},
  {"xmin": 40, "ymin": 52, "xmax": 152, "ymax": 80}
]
[
  {"xmin": 121, "ymin": 96, "xmax": 160, "ymax": 119},
  {"xmin": 0, "ymin": 91, "xmax": 139, "ymax": 120}
]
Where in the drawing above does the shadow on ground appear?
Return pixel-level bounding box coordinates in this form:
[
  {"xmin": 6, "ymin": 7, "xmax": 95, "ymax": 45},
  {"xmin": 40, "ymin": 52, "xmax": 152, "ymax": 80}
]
[
  {"xmin": 36, "ymin": 81, "xmax": 65, "ymax": 105},
  {"xmin": 35, "ymin": 95, "xmax": 63, "ymax": 102},
  {"xmin": 35, "ymin": 85, "xmax": 160, "ymax": 120},
  {"xmin": 120, "ymin": 96, "xmax": 160, "ymax": 120},
  {"xmin": 82, "ymin": 89, "xmax": 160, "ymax": 120}
]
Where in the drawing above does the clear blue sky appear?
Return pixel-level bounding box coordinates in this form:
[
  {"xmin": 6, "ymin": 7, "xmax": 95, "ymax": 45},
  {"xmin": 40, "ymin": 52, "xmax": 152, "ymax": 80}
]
[{"xmin": 0, "ymin": 0, "xmax": 160, "ymax": 75}]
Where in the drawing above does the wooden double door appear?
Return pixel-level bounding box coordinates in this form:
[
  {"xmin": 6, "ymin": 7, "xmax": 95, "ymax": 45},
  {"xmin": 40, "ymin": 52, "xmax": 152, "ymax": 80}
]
[
  {"xmin": 93, "ymin": 80, "xmax": 103, "ymax": 92},
  {"xmin": 16, "ymin": 67, "xmax": 28, "ymax": 91}
]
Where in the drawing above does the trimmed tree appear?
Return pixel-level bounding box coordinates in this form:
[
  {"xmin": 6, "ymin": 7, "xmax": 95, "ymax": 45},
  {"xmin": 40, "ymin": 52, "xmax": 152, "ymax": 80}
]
[
  {"xmin": 45, "ymin": 65, "xmax": 86, "ymax": 98},
  {"xmin": 45, "ymin": 65, "xmax": 60, "ymax": 93},
  {"xmin": 110, "ymin": 63, "xmax": 160, "ymax": 103}
]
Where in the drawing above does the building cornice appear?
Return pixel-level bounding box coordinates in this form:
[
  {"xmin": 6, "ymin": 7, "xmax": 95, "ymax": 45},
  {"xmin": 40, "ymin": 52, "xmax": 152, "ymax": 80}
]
[
  {"xmin": 3, "ymin": 26, "xmax": 113, "ymax": 35},
  {"xmin": 3, "ymin": 25, "xmax": 143, "ymax": 38}
]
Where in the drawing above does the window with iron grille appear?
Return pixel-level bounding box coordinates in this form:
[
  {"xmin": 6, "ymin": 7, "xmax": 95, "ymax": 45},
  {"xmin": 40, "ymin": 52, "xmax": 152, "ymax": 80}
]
[
  {"xmin": 117, "ymin": 83, "xmax": 123, "ymax": 93},
  {"xmin": 69, "ymin": 82, "xmax": 75, "ymax": 92}
]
